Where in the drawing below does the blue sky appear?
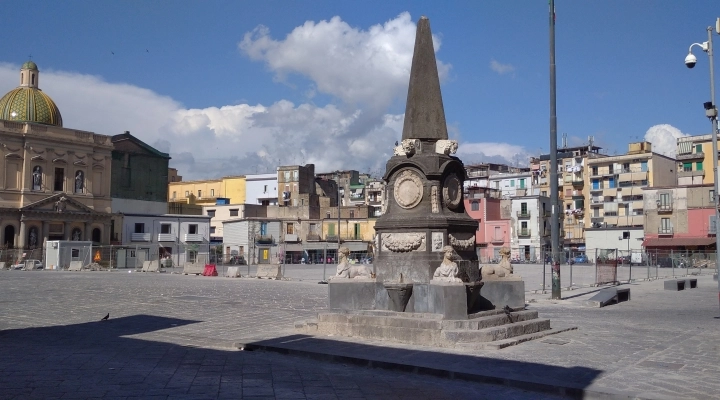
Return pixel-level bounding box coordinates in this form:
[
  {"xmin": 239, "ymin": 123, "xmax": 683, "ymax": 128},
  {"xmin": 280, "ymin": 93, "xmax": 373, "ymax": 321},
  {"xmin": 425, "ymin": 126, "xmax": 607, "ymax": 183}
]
[{"xmin": 1, "ymin": 1, "xmax": 719, "ymax": 179}]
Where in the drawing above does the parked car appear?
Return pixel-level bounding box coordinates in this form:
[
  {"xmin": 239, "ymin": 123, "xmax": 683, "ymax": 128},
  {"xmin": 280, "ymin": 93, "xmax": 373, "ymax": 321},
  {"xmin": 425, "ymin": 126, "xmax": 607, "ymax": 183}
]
[
  {"xmin": 16, "ymin": 260, "xmax": 43, "ymax": 270},
  {"xmin": 572, "ymin": 254, "xmax": 589, "ymax": 264}
]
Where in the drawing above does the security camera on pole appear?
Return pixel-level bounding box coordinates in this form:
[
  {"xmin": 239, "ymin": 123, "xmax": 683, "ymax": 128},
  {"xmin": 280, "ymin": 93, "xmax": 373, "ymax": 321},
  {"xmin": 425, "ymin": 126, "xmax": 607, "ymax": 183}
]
[{"xmin": 685, "ymin": 18, "xmax": 720, "ymax": 314}]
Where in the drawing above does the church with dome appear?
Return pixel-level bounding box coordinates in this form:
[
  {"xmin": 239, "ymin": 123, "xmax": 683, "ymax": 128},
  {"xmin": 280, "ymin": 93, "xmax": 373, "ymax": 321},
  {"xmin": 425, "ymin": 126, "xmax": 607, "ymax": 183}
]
[{"xmin": 0, "ymin": 61, "xmax": 113, "ymax": 250}]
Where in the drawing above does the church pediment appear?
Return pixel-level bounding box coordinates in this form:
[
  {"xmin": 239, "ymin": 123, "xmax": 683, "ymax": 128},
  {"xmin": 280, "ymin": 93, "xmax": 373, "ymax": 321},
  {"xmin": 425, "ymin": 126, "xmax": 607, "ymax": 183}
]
[{"xmin": 21, "ymin": 193, "xmax": 98, "ymax": 214}]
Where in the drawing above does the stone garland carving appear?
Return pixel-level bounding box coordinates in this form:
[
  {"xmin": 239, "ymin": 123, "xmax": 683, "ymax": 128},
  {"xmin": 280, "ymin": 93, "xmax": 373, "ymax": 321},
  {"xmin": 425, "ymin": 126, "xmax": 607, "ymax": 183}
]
[
  {"xmin": 393, "ymin": 169, "xmax": 424, "ymax": 209},
  {"xmin": 432, "ymin": 246, "xmax": 462, "ymax": 282},
  {"xmin": 381, "ymin": 232, "xmax": 426, "ymax": 252},
  {"xmin": 393, "ymin": 139, "xmax": 421, "ymax": 156},
  {"xmin": 448, "ymin": 233, "xmax": 475, "ymax": 251},
  {"xmin": 431, "ymin": 185, "xmax": 439, "ymax": 213},
  {"xmin": 435, "ymin": 140, "xmax": 458, "ymax": 155}
]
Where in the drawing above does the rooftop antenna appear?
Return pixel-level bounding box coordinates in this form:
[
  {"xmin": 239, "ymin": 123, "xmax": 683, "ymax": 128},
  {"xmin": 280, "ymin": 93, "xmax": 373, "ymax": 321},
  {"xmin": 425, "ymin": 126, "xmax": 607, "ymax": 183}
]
[
  {"xmin": 562, "ymin": 133, "xmax": 567, "ymax": 149},
  {"xmin": 588, "ymin": 136, "xmax": 594, "ymax": 157}
]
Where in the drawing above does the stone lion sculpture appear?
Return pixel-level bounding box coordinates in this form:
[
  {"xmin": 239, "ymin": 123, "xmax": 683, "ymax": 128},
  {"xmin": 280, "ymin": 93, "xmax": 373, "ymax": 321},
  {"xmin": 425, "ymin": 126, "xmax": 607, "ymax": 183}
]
[
  {"xmin": 331, "ymin": 247, "xmax": 373, "ymax": 279},
  {"xmin": 433, "ymin": 246, "xmax": 462, "ymax": 283},
  {"xmin": 481, "ymin": 247, "xmax": 515, "ymax": 280}
]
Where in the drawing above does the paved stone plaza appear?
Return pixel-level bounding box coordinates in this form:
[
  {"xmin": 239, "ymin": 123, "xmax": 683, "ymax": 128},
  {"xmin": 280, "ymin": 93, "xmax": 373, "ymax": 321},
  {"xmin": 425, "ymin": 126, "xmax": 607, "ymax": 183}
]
[{"xmin": 1, "ymin": 269, "xmax": 719, "ymax": 399}]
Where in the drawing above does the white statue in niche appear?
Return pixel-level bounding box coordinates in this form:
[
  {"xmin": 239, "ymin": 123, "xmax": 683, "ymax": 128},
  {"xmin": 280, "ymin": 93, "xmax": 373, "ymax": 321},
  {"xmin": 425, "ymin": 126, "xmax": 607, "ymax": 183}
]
[
  {"xmin": 433, "ymin": 246, "xmax": 462, "ymax": 283},
  {"xmin": 75, "ymin": 171, "xmax": 84, "ymax": 193},
  {"xmin": 32, "ymin": 166, "xmax": 42, "ymax": 190},
  {"xmin": 331, "ymin": 247, "xmax": 373, "ymax": 279}
]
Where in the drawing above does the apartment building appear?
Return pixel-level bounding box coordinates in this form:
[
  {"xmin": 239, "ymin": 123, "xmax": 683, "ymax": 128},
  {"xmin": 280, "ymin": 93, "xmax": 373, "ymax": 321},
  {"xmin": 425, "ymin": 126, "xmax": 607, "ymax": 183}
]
[
  {"xmin": 168, "ymin": 176, "xmax": 246, "ymax": 205},
  {"xmin": 464, "ymin": 163, "xmax": 526, "ymax": 191},
  {"xmin": 510, "ymin": 195, "xmax": 552, "ymax": 261},
  {"xmin": 675, "ymin": 134, "xmax": 715, "ymax": 186},
  {"xmin": 488, "ymin": 171, "xmax": 534, "ymax": 199},
  {"xmin": 465, "ymin": 187, "xmax": 511, "ymax": 262}
]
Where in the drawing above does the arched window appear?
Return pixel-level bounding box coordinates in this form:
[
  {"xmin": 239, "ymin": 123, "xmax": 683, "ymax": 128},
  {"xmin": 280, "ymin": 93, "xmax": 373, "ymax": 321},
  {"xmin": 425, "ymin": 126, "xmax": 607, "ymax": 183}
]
[
  {"xmin": 31, "ymin": 74, "xmax": 35, "ymax": 85},
  {"xmin": 471, "ymin": 201, "xmax": 479, "ymax": 211},
  {"xmin": 92, "ymin": 228, "xmax": 101, "ymax": 244},
  {"xmin": 3, "ymin": 225, "xmax": 15, "ymax": 248}
]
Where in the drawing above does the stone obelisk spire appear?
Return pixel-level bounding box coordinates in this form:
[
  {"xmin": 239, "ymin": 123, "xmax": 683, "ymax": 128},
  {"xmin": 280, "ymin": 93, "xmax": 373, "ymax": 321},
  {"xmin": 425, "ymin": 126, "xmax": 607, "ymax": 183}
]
[{"xmin": 401, "ymin": 16, "xmax": 448, "ymax": 141}]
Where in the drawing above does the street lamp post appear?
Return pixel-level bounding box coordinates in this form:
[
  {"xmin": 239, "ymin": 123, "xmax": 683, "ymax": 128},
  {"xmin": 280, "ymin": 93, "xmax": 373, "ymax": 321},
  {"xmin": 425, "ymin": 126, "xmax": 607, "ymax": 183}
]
[{"xmin": 686, "ymin": 22, "xmax": 720, "ymax": 313}]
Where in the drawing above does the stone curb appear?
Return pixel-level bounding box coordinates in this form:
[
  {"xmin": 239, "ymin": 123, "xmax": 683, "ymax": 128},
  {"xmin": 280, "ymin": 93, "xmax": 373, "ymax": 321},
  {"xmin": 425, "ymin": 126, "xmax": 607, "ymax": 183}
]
[{"xmin": 234, "ymin": 340, "xmax": 658, "ymax": 400}]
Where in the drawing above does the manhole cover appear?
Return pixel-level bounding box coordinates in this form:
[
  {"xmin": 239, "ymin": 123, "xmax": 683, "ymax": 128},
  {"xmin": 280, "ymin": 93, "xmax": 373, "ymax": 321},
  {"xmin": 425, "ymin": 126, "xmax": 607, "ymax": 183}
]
[{"xmin": 638, "ymin": 360, "xmax": 684, "ymax": 370}]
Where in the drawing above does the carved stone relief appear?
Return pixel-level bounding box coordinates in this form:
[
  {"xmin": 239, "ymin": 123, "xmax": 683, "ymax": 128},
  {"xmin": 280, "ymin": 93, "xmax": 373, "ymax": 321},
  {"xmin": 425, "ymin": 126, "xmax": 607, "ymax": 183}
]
[
  {"xmin": 393, "ymin": 169, "xmax": 423, "ymax": 209},
  {"xmin": 431, "ymin": 185, "xmax": 439, "ymax": 213},
  {"xmin": 448, "ymin": 233, "xmax": 475, "ymax": 251},
  {"xmin": 435, "ymin": 140, "xmax": 458, "ymax": 155},
  {"xmin": 393, "ymin": 139, "xmax": 421, "ymax": 156},
  {"xmin": 443, "ymin": 174, "xmax": 462, "ymax": 210},
  {"xmin": 381, "ymin": 232, "xmax": 426, "ymax": 252},
  {"xmin": 431, "ymin": 232, "xmax": 444, "ymax": 252}
]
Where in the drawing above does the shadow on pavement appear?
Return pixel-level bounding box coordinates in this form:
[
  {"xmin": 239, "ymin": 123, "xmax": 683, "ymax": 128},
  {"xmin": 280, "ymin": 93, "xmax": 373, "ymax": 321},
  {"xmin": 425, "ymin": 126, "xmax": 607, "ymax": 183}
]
[{"xmin": 242, "ymin": 334, "xmax": 604, "ymax": 399}]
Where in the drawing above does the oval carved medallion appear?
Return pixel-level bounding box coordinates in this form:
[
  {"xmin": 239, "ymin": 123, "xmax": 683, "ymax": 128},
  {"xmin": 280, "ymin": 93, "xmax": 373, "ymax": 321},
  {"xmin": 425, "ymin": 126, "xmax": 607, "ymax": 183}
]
[
  {"xmin": 443, "ymin": 173, "xmax": 462, "ymax": 210},
  {"xmin": 393, "ymin": 169, "xmax": 424, "ymax": 209}
]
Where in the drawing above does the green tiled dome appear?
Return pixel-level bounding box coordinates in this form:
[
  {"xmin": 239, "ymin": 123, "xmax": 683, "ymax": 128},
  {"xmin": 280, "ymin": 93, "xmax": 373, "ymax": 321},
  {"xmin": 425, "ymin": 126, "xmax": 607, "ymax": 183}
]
[
  {"xmin": 0, "ymin": 87, "xmax": 63, "ymax": 127},
  {"xmin": 22, "ymin": 60, "xmax": 38, "ymax": 70}
]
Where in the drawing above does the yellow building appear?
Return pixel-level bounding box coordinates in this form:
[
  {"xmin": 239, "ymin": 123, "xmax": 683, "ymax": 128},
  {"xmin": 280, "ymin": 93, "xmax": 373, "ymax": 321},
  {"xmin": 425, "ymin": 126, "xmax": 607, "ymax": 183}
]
[
  {"xmin": 676, "ymin": 134, "xmax": 715, "ymax": 185},
  {"xmin": 168, "ymin": 176, "xmax": 246, "ymax": 205}
]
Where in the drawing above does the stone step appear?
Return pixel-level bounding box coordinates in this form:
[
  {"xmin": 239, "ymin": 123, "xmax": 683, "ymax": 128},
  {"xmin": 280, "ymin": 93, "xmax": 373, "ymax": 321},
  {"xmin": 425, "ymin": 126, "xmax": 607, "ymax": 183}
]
[
  {"xmin": 441, "ymin": 310, "xmax": 539, "ymax": 330},
  {"xmin": 467, "ymin": 307, "xmax": 525, "ymax": 319},
  {"xmin": 442, "ymin": 318, "xmax": 551, "ymax": 343},
  {"xmin": 317, "ymin": 312, "xmax": 443, "ymax": 330},
  {"xmin": 456, "ymin": 326, "xmax": 578, "ymax": 350}
]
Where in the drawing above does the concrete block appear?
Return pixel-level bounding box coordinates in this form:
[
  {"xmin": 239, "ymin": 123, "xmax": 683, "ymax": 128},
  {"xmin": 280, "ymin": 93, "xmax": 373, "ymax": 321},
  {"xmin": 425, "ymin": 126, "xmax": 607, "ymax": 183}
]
[
  {"xmin": 141, "ymin": 260, "xmax": 159, "ymax": 272},
  {"xmin": 225, "ymin": 266, "xmax": 241, "ymax": 278},
  {"xmin": 428, "ymin": 282, "xmax": 468, "ymax": 320},
  {"xmin": 0, "ymin": 262, "xmax": 5, "ymax": 270},
  {"xmin": 684, "ymin": 278, "xmax": 697, "ymax": 289},
  {"xmin": 714, "ymin": 273, "xmax": 718, "ymax": 281},
  {"xmin": 584, "ymin": 287, "xmax": 630, "ymax": 308},
  {"xmin": 182, "ymin": 263, "xmax": 204, "ymax": 275},
  {"xmin": 476, "ymin": 280, "xmax": 525, "ymax": 310},
  {"xmin": 664, "ymin": 280, "xmax": 685, "ymax": 291},
  {"xmin": 328, "ymin": 279, "xmax": 379, "ymax": 310},
  {"xmin": 256, "ymin": 264, "xmax": 282, "ymax": 279},
  {"xmin": 68, "ymin": 261, "xmax": 83, "ymax": 271}
]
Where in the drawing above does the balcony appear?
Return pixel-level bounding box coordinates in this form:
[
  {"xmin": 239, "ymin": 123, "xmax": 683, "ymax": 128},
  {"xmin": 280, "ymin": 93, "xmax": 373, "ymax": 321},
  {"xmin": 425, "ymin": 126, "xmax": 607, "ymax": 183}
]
[
  {"xmin": 516, "ymin": 211, "xmax": 531, "ymax": 219},
  {"xmin": 325, "ymin": 235, "xmax": 339, "ymax": 243},
  {"xmin": 341, "ymin": 234, "xmax": 363, "ymax": 241},
  {"xmin": 130, "ymin": 233, "xmax": 151, "ymax": 242},
  {"xmin": 571, "ymin": 179, "xmax": 584, "ymax": 187},
  {"xmin": 285, "ymin": 234, "xmax": 299, "ymax": 242},
  {"xmin": 676, "ymin": 151, "xmax": 704, "ymax": 161},
  {"xmin": 657, "ymin": 203, "xmax": 673, "ymax": 213},
  {"xmin": 571, "ymin": 190, "xmax": 584, "ymax": 198},
  {"xmin": 184, "ymin": 234, "xmax": 204, "ymax": 242},
  {"xmin": 306, "ymin": 233, "xmax": 321, "ymax": 241},
  {"xmin": 490, "ymin": 236, "xmax": 505, "ymax": 243},
  {"xmin": 518, "ymin": 229, "xmax": 531, "ymax": 238},
  {"xmin": 256, "ymin": 235, "xmax": 274, "ymax": 244},
  {"xmin": 678, "ymin": 169, "xmax": 705, "ymax": 178},
  {"xmin": 658, "ymin": 227, "xmax": 674, "ymax": 236},
  {"xmin": 157, "ymin": 233, "xmax": 176, "ymax": 242}
]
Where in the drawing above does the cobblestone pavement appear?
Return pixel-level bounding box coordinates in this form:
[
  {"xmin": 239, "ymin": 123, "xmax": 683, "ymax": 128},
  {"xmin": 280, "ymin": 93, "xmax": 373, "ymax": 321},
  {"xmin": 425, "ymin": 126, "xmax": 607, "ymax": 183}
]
[{"xmin": 0, "ymin": 271, "xmax": 564, "ymax": 399}]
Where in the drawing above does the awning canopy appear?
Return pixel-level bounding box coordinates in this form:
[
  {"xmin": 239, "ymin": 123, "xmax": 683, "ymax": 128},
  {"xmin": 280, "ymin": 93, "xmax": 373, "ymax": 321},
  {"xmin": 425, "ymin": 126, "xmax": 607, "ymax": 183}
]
[{"xmin": 642, "ymin": 237, "xmax": 716, "ymax": 247}]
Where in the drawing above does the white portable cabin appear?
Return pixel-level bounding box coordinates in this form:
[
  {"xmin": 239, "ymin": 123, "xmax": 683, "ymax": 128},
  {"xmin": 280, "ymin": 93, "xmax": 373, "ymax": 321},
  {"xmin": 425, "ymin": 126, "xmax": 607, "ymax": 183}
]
[{"xmin": 45, "ymin": 241, "xmax": 93, "ymax": 270}]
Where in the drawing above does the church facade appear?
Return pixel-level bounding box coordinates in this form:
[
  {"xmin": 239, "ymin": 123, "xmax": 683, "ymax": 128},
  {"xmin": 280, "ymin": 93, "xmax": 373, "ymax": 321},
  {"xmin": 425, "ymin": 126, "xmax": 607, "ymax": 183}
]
[{"xmin": 0, "ymin": 61, "xmax": 114, "ymax": 251}]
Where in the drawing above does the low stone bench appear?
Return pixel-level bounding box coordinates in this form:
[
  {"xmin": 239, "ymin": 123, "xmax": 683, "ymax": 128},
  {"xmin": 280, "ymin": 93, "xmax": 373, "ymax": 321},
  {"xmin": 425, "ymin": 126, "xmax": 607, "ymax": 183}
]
[
  {"xmin": 584, "ymin": 287, "xmax": 631, "ymax": 308},
  {"xmin": 664, "ymin": 280, "xmax": 685, "ymax": 291}
]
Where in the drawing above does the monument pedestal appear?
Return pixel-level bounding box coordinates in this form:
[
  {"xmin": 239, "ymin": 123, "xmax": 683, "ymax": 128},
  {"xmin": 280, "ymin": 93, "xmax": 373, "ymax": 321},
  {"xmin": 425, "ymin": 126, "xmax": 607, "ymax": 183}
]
[
  {"xmin": 328, "ymin": 279, "xmax": 381, "ymax": 310},
  {"xmin": 476, "ymin": 280, "xmax": 526, "ymax": 310}
]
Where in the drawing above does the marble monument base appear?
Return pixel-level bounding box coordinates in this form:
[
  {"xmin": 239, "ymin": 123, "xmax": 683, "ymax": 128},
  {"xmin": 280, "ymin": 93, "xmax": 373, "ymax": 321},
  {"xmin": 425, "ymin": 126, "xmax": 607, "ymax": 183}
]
[
  {"xmin": 475, "ymin": 280, "xmax": 526, "ymax": 310},
  {"xmin": 328, "ymin": 279, "xmax": 381, "ymax": 310}
]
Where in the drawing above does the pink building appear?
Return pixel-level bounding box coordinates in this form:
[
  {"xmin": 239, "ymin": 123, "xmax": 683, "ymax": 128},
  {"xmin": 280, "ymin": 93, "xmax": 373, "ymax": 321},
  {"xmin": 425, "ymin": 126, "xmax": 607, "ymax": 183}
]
[{"xmin": 465, "ymin": 188, "xmax": 510, "ymax": 262}]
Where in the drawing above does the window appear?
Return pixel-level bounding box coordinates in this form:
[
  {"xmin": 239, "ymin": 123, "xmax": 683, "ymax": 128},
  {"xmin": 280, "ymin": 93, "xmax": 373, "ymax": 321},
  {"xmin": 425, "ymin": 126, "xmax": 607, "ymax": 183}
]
[
  {"xmin": 591, "ymin": 166, "xmax": 598, "ymax": 175},
  {"xmin": 260, "ymin": 222, "xmax": 267, "ymax": 236},
  {"xmin": 494, "ymin": 226, "xmax": 501, "ymax": 240},
  {"xmin": 293, "ymin": 170, "xmax": 299, "ymax": 181},
  {"xmin": 229, "ymin": 209, "xmax": 238, "ymax": 217},
  {"xmin": 326, "ymin": 212, "xmax": 331, "ymax": 219},
  {"xmin": 283, "ymin": 171, "xmax": 291, "ymax": 182},
  {"xmin": 640, "ymin": 161, "xmax": 648, "ymax": 172},
  {"xmin": 608, "ymin": 165, "xmax": 614, "ymax": 174},
  {"xmin": 519, "ymin": 179, "xmax": 525, "ymax": 189},
  {"xmin": 161, "ymin": 224, "xmax": 171, "ymax": 234},
  {"xmin": 510, "ymin": 180, "xmax": 515, "ymax": 187},
  {"xmin": 31, "ymin": 74, "xmax": 35, "ymax": 85},
  {"xmin": 711, "ymin": 190, "xmax": 715, "ymax": 203},
  {"xmin": 185, "ymin": 191, "xmax": 189, "ymax": 197},
  {"xmin": 521, "ymin": 221, "xmax": 528, "ymax": 229},
  {"xmin": 696, "ymin": 144, "xmax": 703, "ymax": 153},
  {"xmin": 608, "ymin": 177, "xmax": 615, "ymax": 188},
  {"xmin": 198, "ymin": 190, "xmax": 202, "ymax": 197},
  {"xmin": 71, "ymin": 248, "xmax": 79, "ymax": 258},
  {"xmin": 172, "ymin": 191, "xmax": 176, "ymax": 199},
  {"xmin": 54, "ymin": 168, "xmax": 64, "ymax": 191},
  {"xmin": 328, "ymin": 223, "xmax": 335, "ymax": 236},
  {"xmin": 207, "ymin": 209, "xmax": 215, "ymax": 217},
  {"xmin": 622, "ymin": 163, "xmax": 630, "ymax": 172},
  {"xmin": 683, "ymin": 162, "xmax": 692, "ymax": 172},
  {"xmin": 541, "ymin": 191, "xmax": 547, "ymax": 197},
  {"xmin": 134, "ymin": 223, "xmax": 144, "ymax": 233},
  {"xmin": 520, "ymin": 202, "xmax": 528, "ymax": 214},
  {"xmin": 471, "ymin": 201, "xmax": 479, "ymax": 211},
  {"xmin": 659, "ymin": 193, "xmax": 671, "ymax": 206},
  {"xmin": 210, "ymin": 189, "xmax": 215, "ymax": 197},
  {"xmin": 210, "ymin": 226, "xmax": 216, "ymax": 234},
  {"xmin": 660, "ymin": 218, "xmax": 671, "ymax": 231},
  {"xmin": 592, "ymin": 179, "xmax": 600, "ymax": 190},
  {"xmin": 696, "ymin": 161, "xmax": 703, "ymax": 171},
  {"xmin": 286, "ymin": 223, "xmax": 294, "ymax": 234},
  {"xmin": 309, "ymin": 223, "xmax": 317, "ymax": 233},
  {"xmin": 188, "ymin": 224, "xmax": 198, "ymax": 234},
  {"xmin": 263, "ymin": 185, "xmax": 268, "ymax": 193},
  {"xmin": 354, "ymin": 223, "xmax": 360, "ymax": 238},
  {"xmin": 350, "ymin": 210, "xmax": 355, "ymax": 218}
]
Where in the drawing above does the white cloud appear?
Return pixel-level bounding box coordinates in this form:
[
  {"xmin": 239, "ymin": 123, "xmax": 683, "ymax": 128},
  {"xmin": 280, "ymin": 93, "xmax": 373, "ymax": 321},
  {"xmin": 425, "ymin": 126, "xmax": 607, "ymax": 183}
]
[
  {"xmin": 0, "ymin": 14, "xmax": 526, "ymax": 181},
  {"xmin": 457, "ymin": 141, "xmax": 530, "ymax": 167},
  {"xmin": 489, "ymin": 59, "xmax": 515, "ymax": 75},
  {"xmin": 644, "ymin": 124, "xmax": 688, "ymax": 158}
]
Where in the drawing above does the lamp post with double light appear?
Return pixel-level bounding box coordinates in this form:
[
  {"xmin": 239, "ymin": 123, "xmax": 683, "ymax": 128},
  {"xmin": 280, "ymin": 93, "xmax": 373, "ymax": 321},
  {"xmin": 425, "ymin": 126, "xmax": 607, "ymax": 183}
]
[{"xmin": 685, "ymin": 20, "xmax": 720, "ymax": 313}]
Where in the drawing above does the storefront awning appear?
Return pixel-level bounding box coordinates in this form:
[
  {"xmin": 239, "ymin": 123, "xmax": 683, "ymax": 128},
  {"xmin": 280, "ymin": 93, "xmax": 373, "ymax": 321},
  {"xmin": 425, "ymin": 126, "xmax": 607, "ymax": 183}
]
[{"xmin": 642, "ymin": 237, "xmax": 716, "ymax": 247}]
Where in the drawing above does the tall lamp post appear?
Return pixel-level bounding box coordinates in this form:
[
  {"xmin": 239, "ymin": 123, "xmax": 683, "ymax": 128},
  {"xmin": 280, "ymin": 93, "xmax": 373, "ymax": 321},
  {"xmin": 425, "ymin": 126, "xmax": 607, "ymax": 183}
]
[{"xmin": 685, "ymin": 21, "xmax": 720, "ymax": 313}]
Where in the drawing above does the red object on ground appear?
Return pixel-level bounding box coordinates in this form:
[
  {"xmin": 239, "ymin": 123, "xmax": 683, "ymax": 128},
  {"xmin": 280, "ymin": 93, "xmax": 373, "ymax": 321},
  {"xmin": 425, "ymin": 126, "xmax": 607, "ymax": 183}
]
[{"xmin": 203, "ymin": 264, "xmax": 218, "ymax": 276}]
